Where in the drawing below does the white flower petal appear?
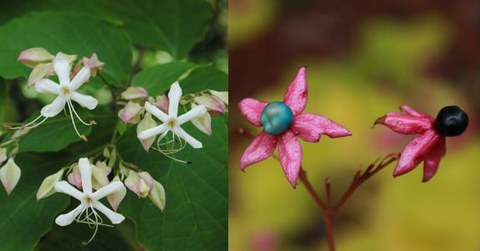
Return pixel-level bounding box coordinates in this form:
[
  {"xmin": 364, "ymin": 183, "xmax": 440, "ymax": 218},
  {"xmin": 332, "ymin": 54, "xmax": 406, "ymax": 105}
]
[
  {"xmin": 137, "ymin": 124, "xmax": 168, "ymax": 140},
  {"xmin": 55, "ymin": 204, "xmax": 84, "ymax": 226},
  {"xmin": 69, "ymin": 67, "xmax": 91, "ymax": 91},
  {"xmin": 167, "ymin": 81, "xmax": 182, "ymax": 117},
  {"xmin": 40, "ymin": 96, "xmax": 66, "ymax": 117},
  {"xmin": 70, "ymin": 92, "xmax": 98, "ymax": 110},
  {"xmin": 145, "ymin": 101, "xmax": 168, "ymax": 122},
  {"xmin": 177, "ymin": 105, "xmax": 207, "ymax": 125},
  {"xmin": 54, "ymin": 181, "xmax": 83, "ymax": 201},
  {"xmin": 92, "ymin": 181, "xmax": 125, "ymax": 201},
  {"xmin": 78, "ymin": 158, "xmax": 92, "ymax": 194},
  {"xmin": 93, "ymin": 201, "xmax": 125, "ymax": 224},
  {"xmin": 176, "ymin": 127, "xmax": 202, "ymax": 148},
  {"xmin": 53, "ymin": 57, "xmax": 71, "ymax": 86},
  {"xmin": 35, "ymin": 78, "xmax": 60, "ymax": 94}
]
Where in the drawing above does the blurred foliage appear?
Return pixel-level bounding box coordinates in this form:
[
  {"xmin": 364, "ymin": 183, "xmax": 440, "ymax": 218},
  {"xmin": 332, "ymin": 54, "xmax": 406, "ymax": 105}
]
[{"xmin": 229, "ymin": 2, "xmax": 479, "ymax": 250}]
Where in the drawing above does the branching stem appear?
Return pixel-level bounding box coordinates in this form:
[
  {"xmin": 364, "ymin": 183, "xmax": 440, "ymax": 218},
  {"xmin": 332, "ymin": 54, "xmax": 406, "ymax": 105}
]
[{"xmin": 239, "ymin": 128, "xmax": 399, "ymax": 251}]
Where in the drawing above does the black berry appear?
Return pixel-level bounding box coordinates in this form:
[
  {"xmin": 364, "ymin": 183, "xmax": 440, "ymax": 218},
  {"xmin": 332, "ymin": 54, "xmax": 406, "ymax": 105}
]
[{"xmin": 434, "ymin": 106, "xmax": 468, "ymax": 137}]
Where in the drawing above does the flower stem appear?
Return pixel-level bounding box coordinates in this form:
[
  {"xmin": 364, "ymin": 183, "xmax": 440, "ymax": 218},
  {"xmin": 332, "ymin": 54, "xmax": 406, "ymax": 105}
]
[{"xmin": 239, "ymin": 128, "xmax": 399, "ymax": 250}]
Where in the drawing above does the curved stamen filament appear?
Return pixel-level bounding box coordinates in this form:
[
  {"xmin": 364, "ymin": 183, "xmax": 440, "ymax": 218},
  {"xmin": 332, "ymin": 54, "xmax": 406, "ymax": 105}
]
[
  {"xmin": 152, "ymin": 129, "xmax": 188, "ymax": 163},
  {"xmin": 65, "ymin": 98, "xmax": 87, "ymax": 141},
  {"xmin": 66, "ymin": 98, "xmax": 95, "ymax": 126},
  {"xmin": 6, "ymin": 114, "xmax": 48, "ymax": 130},
  {"xmin": 75, "ymin": 205, "xmax": 113, "ymax": 244}
]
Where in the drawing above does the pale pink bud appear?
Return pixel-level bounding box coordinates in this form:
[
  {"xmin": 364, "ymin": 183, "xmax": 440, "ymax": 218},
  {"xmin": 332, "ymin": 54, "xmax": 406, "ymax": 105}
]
[
  {"xmin": 148, "ymin": 94, "xmax": 169, "ymax": 113},
  {"xmin": 191, "ymin": 103, "xmax": 212, "ymax": 136},
  {"xmin": 0, "ymin": 158, "xmax": 21, "ymax": 195},
  {"xmin": 124, "ymin": 171, "xmax": 154, "ymax": 198},
  {"xmin": 148, "ymin": 180, "xmax": 166, "ymax": 211},
  {"xmin": 92, "ymin": 161, "xmax": 112, "ymax": 190},
  {"xmin": 118, "ymin": 101, "xmax": 143, "ymax": 124},
  {"xmin": 17, "ymin": 47, "xmax": 54, "ymax": 68},
  {"xmin": 27, "ymin": 63, "xmax": 54, "ymax": 87},
  {"xmin": 107, "ymin": 176, "xmax": 127, "ymax": 211},
  {"xmin": 67, "ymin": 164, "xmax": 82, "ymax": 189},
  {"xmin": 0, "ymin": 148, "xmax": 7, "ymax": 165},
  {"xmin": 82, "ymin": 53, "xmax": 104, "ymax": 77},
  {"xmin": 54, "ymin": 52, "xmax": 77, "ymax": 64},
  {"xmin": 137, "ymin": 113, "xmax": 157, "ymax": 151},
  {"xmin": 121, "ymin": 87, "xmax": 148, "ymax": 100},
  {"xmin": 209, "ymin": 90, "xmax": 228, "ymax": 105},
  {"xmin": 36, "ymin": 169, "xmax": 64, "ymax": 200},
  {"xmin": 194, "ymin": 94, "xmax": 225, "ymax": 114}
]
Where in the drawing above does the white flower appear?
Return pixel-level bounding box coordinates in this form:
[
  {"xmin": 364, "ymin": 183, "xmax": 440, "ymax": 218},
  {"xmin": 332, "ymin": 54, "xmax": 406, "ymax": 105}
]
[
  {"xmin": 13, "ymin": 56, "xmax": 98, "ymax": 141},
  {"xmin": 137, "ymin": 82, "xmax": 207, "ymax": 160},
  {"xmin": 54, "ymin": 158, "xmax": 126, "ymax": 241}
]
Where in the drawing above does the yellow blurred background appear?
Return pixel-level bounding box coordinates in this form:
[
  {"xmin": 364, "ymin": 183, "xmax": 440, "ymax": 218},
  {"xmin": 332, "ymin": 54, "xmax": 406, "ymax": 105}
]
[{"xmin": 229, "ymin": 0, "xmax": 479, "ymax": 250}]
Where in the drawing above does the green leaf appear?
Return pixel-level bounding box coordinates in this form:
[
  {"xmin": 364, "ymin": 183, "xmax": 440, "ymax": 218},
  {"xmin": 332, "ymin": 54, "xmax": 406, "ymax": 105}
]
[
  {"xmin": 0, "ymin": 153, "xmax": 70, "ymax": 250},
  {"xmin": 131, "ymin": 62, "xmax": 196, "ymax": 96},
  {"xmin": 36, "ymin": 217, "xmax": 139, "ymax": 251},
  {"xmin": 181, "ymin": 66, "xmax": 228, "ymax": 93},
  {"xmin": 131, "ymin": 63, "xmax": 227, "ymax": 97},
  {"xmin": 0, "ymin": 12, "xmax": 132, "ymax": 87},
  {"xmin": 116, "ymin": 117, "xmax": 227, "ymax": 250},
  {"xmin": 0, "ymin": 79, "xmax": 6, "ymax": 123},
  {"xmin": 100, "ymin": 0, "xmax": 213, "ymax": 59},
  {"xmin": 19, "ymin": 107, "xmax": 115, "ymax": 153}
]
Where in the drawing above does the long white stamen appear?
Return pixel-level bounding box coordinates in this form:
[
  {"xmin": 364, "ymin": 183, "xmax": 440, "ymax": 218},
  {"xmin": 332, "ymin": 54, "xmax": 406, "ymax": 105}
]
[
  {"xmin": 66, "ymin": 98, "xmax": 87, "ymax": 141},
  {"xmin": 67, "ymin": 98, "xmax": 95, "ymax": 126},
  {"xmin": 75, "ymin": 205, "xmax": 112, "ymax": 244},
  {"xmin": 152, "ymin": 128, "xmax": 188, "ymax": 163},
  {"xmin": 7, "ymin": 114, "xmax": 48, "ymax": 130}
]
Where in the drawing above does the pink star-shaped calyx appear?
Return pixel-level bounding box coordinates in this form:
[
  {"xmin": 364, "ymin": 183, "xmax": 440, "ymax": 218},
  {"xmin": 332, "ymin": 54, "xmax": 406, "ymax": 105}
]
[{"xmin": 238, "ymin": 67, "xmax": 351, "ymax": 187}]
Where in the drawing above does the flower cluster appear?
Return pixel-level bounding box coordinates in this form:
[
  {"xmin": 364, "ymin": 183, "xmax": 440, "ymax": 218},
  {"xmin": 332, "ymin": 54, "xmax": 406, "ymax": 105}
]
[
  {"xmin": 117, "ymin": 82, "xmax": 228, "ymax": 161},
  {"xmin": 12, "ymin": 47, "xmax": 104, "ymax": 141},
  {"xmin": 36, "ymin": 153, "xmax": 166, "ymax": 241}
]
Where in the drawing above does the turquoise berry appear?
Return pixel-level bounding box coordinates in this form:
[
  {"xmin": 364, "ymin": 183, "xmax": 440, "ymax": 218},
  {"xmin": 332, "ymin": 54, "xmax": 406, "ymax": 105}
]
[{"xmin": 261, "ymin": 101, "xmax": 294, "ymax": 135}]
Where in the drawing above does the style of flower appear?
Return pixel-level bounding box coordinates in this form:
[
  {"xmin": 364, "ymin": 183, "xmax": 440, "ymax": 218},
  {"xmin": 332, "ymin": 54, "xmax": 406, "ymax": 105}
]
[
  {"xmin": 238, "ymin": 67, "xmax": 352, "ymax": 187},
  {"xmin": 54, "ymin": 158, "xmax": 126, "ymax": 241},
  {"xmin": 137, "ymin": 82, "xmax": 207, "ymax": 160},
  {"xmin": 374, "ymin": 105, "xmax": 468, "ymax": 182},
  {"xmin": 13, "ymin": 56, "xmax": 98, "ymax": 141}
]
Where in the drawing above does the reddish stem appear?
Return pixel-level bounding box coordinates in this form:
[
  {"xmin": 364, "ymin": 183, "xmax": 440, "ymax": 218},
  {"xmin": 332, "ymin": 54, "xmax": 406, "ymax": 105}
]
[{"xmin": 239, "ymin": 128, "xmax": 398, "ymax": 251}]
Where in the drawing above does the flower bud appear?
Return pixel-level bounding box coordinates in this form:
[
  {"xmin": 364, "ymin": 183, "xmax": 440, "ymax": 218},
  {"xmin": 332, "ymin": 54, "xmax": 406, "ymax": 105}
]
[
  {"xmin": 121, "ymin": 87, "xmax": 148, "ymax": 100},
  {"xmin": 191, "ymin": 103, "xmax": 212, "ymax": 136},
  {"xmin": 107, "ymin": 176, "xmax": 127, "ymax": 211},
  {"xmin": 148, "ymin": 180, "xmax": 166, "ymax": 211},
  {"xmin": 124, "ymin": 171, "xmax": 153, "ymax": 198},
  {"xmin": 54, "ymin": 52, "xmax": 77, "ymax": 64},
  {"xmin": 92, "ymin": 161, "xmax": 112, "ymax": 190},
  {"xmin": 118, "ymin": 101, "xmax": 143, "ymax": 124},
  {"xmin": 0, "ymin": 148, "xmax": 7, "ymax": 165},
  {"xmin": 148, "ymin": 94, "xmax": 169, "ymax": 113},
  {"xmin": 67, "ymin": 164, "xmax": 82, "ymax": 189},
  {"xmin": 17, "ymin": 47, "xmax": 54, "ymax": 68},
  {"xmin": 194, "ymin": 94, "xmax": 226, "ymax": 114},
  {"xmin": 36, "ymin": 169, "xmax": 64, "ymax": 200},
  {"xmin": 82, "ymin": 53, "xmax": 104, "ymax": 77},
  {"xmin": 0, "ymin": 158, "xmax": 21, "ymax": 195},
  {"xmin": 137, "ymin": 113, "xmax": 157, "ymax": 151},
  {"xmin": 209, "ymin": 90, "xmax": 228, "ymax": 105},
  {"xmin": 27, "ymin": 63, "xmax": 55, "ymax": 87}
]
